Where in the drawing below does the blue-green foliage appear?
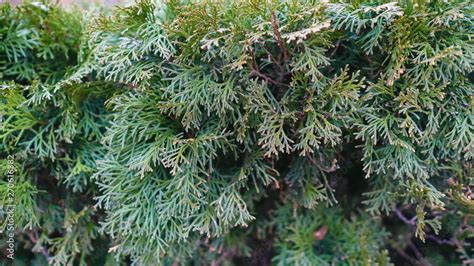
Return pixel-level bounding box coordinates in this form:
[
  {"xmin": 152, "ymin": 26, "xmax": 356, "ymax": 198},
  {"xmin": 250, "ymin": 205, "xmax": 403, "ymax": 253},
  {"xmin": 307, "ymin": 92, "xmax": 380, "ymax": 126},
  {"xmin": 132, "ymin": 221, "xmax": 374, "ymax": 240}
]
[{"xmin": 0, "ymin": 0, "xmax": 472, "ymax": 265}]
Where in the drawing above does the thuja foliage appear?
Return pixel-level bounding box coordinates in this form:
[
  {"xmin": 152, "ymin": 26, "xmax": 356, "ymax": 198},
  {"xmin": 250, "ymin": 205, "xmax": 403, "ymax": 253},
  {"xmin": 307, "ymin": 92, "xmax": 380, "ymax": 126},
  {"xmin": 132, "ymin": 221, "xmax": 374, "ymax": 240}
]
[
  {"xmin": 0, "ymin": 2, "xmax": 114, "ymax": 265},
  {"xmin": 1, "ymin": 0, "xmax": 473, "ymax": 265}
]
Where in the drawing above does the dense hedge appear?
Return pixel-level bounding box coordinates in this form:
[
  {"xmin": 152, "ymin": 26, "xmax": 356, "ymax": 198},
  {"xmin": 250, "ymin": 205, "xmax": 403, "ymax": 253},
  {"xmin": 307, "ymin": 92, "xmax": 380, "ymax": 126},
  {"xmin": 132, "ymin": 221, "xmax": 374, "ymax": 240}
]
[{"xmin": 1, "ymin": 0, "xmax": 472, "ymax": 265}]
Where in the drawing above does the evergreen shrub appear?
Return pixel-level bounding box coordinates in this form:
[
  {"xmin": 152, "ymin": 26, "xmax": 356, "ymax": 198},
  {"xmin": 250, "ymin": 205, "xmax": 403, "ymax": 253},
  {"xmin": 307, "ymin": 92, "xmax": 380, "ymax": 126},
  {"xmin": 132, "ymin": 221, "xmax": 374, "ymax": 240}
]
[{"xmin": 0, "ymin": 0, "xmax": 472, "ymax": 265}]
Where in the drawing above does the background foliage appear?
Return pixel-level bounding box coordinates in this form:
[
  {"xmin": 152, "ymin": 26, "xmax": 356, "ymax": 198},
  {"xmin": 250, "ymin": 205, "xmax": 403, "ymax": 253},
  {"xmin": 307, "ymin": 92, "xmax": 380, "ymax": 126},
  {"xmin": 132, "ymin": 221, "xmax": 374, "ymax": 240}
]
[{"xmin": 0, "ymin": 0, "xmax": 472, "ymax": 265}]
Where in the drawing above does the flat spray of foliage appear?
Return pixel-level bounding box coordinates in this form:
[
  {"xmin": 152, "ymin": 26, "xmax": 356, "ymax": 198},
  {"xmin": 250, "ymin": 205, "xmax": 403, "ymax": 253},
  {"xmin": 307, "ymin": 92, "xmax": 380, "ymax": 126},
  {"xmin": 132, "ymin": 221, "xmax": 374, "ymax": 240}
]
[{"xmin": 0, "ymin": 0, "xmax": 473, "ymax": 265}]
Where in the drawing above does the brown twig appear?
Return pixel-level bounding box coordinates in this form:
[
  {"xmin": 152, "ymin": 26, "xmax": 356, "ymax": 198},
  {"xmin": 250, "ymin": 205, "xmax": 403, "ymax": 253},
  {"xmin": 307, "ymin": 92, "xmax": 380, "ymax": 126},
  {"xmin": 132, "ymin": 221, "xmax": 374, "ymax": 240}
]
[
  {"xmin": 250, "ymin": 69, "xmax": 281, "ymax": 86},
  {"xmin": 262, "ymin": 44, "xmax": 288, "ymax": 81},
  {"xmin": 392, "ymin": 246, "xmax": 419, "ymax": 265},
  {"xmin": 394, "ymin": 207, "xmax": 456, "ymax": 247},
  {"xmin": 271, "ymin": 12, "xmax": 288, "ymax": 64},
  {"xmin": 407, "ymin": 239, "xmax": 431, "ymax": 266},
  {"xmin": 306, "ymin": 153, "xmax": 338, "ymax": 173},
  {"xmin": 394, "ymin": 207, "xmax": 416, "ymax": 226},
  {"xmin": 27, "ymin": 231, "xmax": 51, "ymax": 261},
  {"xmin": 329, "ymin": 40, "xmax": 341, "ymax": 58},
  {"xmin": 249, "ymin": 48, "xmax": 283, "ymax": 87},
  {"xmin": 426, "ymin": 235, "xmax": 455, "ymax": 246}
]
